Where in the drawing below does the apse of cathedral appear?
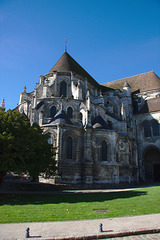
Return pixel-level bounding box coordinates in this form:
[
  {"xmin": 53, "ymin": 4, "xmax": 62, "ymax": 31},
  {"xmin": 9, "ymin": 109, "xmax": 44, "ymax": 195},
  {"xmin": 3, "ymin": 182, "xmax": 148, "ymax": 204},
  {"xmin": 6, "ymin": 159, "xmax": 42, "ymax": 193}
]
[{"xmin": 15, "ymin": 51, "xmax": 160, "ymax": 184}]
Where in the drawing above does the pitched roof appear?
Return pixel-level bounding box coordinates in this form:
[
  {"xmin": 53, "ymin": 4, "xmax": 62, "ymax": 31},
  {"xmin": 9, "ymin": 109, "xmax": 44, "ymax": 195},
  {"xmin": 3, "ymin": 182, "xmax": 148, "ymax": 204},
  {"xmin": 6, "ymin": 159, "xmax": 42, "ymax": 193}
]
[
  {"xmin": 49, "ymin": 52, "xmax": 101, "ymax": 88},
  {"xmin": 102, "ymin": 71, "xmax": 160, "ymax": 93},
  {"xmin": 137, "ymin": 97, "xmax": 160, "ymax": 114},
  {"xmin": 92, "ymin": 115, "xmax": 112, "ymax": 130}
]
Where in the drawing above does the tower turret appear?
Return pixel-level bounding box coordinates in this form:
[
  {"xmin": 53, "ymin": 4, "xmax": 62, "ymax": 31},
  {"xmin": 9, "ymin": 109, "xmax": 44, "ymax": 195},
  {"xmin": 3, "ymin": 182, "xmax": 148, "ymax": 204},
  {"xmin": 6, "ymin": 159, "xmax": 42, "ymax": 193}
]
[{"xmin": 0, "ymin": 98, "xmax": 5, "ymax": 109}]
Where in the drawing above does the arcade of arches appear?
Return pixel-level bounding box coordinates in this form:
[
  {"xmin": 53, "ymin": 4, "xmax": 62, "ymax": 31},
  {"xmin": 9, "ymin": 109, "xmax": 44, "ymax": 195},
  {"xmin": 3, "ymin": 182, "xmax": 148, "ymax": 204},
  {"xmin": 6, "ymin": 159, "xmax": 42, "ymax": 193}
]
[{"xmin": 144, "ymin": 148, "xmax": 160, "ymax": 182}]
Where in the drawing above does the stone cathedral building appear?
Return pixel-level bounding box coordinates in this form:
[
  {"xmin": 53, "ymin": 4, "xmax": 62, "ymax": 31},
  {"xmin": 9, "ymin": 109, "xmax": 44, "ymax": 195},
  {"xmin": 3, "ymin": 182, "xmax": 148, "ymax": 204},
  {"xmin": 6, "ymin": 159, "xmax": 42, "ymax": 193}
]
[{"xmin": 14, "ymin": 51, "xmax": 160, "ymax": 184}]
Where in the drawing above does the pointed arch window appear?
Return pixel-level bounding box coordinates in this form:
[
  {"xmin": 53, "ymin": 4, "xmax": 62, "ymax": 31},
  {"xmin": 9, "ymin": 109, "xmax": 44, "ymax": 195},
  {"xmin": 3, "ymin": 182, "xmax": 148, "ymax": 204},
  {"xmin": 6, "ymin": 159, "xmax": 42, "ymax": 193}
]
[
  {"xmin": 50, "ymin": 106, "xmax": 56, "ymax": 118},
  {"xmin": 101, "ymin": 140, "xmax": 107, "ymax": 161},
  {"xmin": 60, "ymin": 81, "xmax": 67, "ymax": 97},
  {"xmin": 67, "ymin": 137, "xmax": 73, "ymax": 159},
  {"xmin": 67, "ymin": 107, "xmax": 73, "ymax": 119},
  {"xmin": 143, "ymin": 122, "xmax": 151, "ymax": 138},
  {"xmin": 152, "ymin": 120, "xmax": 160, "ymax": 137}
]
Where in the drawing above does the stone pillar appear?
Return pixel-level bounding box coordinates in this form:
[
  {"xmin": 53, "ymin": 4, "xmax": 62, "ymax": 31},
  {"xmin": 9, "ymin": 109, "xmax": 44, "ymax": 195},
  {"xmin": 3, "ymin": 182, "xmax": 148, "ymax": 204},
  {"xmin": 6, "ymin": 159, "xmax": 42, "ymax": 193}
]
[
  {"xmin": 55, "ymin": 125, "xmax": 63, "ymax": 182},
  {"xmin": 33, "ymin": 90, "xmax": 37, "ymax": 108},
  {"xmin": 83, "ymin": 128, "xmax": 93, "ymax": 183},
  {"xmin": 42, "ymin": 79, "xmax": 49, "ymax": 98},
  {"xmin": 86, "ymin": 90, "xmax": 91, "ymax": 111},
  {"xmin": 39, "ymin": 111, "xmax": 43, "ymax": 126},
  {"xmin": 39, "ymin": 75, "xmax": 44, "ymax": 85},
  {"xmin": 77, "ymin": 80, "xmax": 83, "ymax": 100}
]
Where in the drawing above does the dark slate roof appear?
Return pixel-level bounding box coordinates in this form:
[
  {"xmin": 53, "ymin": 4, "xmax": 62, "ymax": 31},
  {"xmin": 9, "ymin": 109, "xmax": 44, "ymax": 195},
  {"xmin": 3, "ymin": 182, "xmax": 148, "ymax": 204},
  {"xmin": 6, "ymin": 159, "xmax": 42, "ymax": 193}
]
[
  {"xmin": 50, "ymin": 109, "xmax": 73, "ymax": 125},
  {"xmin": 92, "ymin": 115, "xmax": 112, "ymax": 130},
  {"xmin": 49, "ymin": 52, "xmax": 110, "ymax": 90},
  {"xmin": 102, "ymin": 71, "xmax": 160, "ymax": 93},
  {"xmin": 36, "ymin": 101, "xmax": 44, "ymax": 110},
  {"xmin": 137, "ymin": 97, "xmax": 160, "ymax": 114}
]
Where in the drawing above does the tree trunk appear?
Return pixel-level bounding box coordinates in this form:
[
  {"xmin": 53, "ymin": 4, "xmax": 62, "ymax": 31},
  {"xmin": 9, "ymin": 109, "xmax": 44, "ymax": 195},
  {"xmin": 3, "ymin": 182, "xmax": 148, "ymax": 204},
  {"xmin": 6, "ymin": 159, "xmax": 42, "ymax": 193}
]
[{"xmin": 0, "ymin": 171, "xmax": 6, "ymax": 186}]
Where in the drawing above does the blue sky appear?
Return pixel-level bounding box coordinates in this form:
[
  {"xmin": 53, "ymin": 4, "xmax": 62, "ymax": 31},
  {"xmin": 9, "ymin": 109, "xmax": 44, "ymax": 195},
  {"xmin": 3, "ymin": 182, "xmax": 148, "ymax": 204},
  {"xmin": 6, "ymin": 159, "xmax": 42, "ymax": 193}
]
[{"xmin": 0, "ymin": 0, "xmax": 160, "ymax": 110}]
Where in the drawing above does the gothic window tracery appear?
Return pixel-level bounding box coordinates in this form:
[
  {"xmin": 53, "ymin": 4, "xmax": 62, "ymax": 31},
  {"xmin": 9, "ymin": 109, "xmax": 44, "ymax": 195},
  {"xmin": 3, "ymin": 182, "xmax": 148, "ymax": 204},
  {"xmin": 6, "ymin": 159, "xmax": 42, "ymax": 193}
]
[{"xmin": 143, "ymin": 120, "xmax": 160, "ymax": 138}]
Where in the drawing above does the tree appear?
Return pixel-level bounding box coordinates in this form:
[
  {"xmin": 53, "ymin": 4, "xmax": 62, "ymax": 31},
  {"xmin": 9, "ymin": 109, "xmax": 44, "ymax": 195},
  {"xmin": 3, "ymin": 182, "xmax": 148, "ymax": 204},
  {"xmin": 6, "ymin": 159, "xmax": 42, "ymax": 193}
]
[{"xmin": 0, "ymin": 108, "xmax": 56, "ymax": 185}]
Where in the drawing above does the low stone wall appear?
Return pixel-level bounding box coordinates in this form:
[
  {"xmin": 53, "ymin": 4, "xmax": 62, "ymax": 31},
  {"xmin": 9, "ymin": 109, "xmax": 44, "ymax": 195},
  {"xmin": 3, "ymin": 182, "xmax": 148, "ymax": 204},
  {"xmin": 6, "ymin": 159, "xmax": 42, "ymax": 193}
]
[{"xmin": 0, "ymin": 180, "xmax": 145, "ymax": 192}]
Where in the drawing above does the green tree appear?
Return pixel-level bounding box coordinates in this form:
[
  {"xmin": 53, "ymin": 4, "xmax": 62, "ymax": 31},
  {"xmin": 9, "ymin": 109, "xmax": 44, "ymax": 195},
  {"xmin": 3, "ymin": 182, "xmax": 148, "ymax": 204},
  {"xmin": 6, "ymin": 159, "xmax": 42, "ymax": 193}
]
[{"xmin": 0, "ymin": 108, "xmax": 56, "ymax": 185}]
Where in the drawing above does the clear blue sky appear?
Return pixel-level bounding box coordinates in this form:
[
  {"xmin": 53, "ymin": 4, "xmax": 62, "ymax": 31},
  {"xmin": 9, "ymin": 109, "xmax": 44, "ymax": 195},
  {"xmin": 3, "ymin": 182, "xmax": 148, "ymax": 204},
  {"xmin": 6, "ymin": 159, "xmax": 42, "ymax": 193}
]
[{"xmin": 0, "ymin": 0, "xmax": 160, "ymax": 110}]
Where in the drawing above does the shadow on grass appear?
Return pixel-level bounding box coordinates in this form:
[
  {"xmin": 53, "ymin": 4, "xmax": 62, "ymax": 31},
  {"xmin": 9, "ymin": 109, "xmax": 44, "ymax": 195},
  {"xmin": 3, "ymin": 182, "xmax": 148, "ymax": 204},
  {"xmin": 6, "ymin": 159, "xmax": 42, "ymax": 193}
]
[{"xmin": 0, "ymin": 190, "xmax": 147, "ymax": 205}]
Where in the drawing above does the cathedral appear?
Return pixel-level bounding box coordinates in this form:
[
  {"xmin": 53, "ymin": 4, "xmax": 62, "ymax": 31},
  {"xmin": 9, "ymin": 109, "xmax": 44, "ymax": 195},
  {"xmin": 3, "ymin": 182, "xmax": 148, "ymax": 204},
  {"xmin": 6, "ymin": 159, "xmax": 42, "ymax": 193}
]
[{"xmin": 13, "ymin": 51, "xmax": 160, "ymax": 184}]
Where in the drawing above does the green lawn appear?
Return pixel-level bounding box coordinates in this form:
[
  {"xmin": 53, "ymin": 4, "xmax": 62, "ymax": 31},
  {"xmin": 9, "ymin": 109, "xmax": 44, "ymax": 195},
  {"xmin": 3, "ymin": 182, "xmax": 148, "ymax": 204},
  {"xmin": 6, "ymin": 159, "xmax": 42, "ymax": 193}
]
[{"xmin": 0, "ymin": 186, "xmax": 160, "ymax": 223}]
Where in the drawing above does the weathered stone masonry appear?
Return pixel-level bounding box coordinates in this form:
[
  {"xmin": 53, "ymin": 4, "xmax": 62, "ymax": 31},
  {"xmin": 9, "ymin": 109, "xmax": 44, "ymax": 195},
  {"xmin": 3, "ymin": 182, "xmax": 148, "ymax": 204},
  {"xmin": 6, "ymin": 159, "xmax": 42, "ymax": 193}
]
[{"xmin": 13, "ymin": 51, "xmax": 160, "ymax": 184}]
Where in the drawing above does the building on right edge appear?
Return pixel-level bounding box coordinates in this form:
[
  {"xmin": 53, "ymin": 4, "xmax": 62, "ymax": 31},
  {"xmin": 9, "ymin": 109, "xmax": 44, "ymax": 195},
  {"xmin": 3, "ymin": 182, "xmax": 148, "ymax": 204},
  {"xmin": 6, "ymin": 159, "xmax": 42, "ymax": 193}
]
[{"xmin": 103, "ymin": 71, "xmax": 160, "ymax": 182}]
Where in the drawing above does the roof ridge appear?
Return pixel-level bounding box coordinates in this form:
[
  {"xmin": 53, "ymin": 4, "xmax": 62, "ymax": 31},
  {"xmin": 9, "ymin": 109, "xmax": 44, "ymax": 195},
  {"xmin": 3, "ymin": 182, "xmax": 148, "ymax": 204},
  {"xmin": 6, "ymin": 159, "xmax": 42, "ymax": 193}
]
[
  {"xmin": 103, "ymin": 71, "xmax": 155, "ymax": 84},
  {"xmin": 102, "ymin": 70, "xmax": 160, "ymax": 93}
]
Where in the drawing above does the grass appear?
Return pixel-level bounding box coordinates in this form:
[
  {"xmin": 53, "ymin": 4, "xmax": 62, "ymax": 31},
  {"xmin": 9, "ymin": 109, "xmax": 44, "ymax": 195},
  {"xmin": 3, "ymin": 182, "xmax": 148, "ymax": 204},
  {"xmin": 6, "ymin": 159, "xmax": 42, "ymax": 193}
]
[{"xmin": 0, "ymin": 186, "xmax": 160, "ymax": 223}]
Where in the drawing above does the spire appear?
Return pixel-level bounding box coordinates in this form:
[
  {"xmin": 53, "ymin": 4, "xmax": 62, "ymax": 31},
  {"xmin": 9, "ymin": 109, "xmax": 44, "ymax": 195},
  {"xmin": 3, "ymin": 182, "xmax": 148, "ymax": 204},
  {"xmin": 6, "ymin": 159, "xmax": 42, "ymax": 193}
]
[
  {"xmin": 64, "ymin": 38, "xmax": 68, "ymax": 52},
  {"xmin": 0, "ymin": 98, "xmax": 5, "ymax": 109},
  {"xmin": 23, "ymin": 85, "xmax": 27, "ymax": 92}
]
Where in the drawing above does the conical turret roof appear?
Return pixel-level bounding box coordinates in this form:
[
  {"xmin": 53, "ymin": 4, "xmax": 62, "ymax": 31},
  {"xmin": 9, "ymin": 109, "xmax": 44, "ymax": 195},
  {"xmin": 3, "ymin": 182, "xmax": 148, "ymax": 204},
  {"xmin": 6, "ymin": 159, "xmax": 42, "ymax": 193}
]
[
  {"xmin": 49, "ymin": 52, "xmax": 100, "ymax": 87},
  {"xmin": 50, "ymin": 109, "xmax": 73, "ymax": 125},
  {"xmin": 92, "ymin": 115, "xmax": 112, "ymax": 130}
]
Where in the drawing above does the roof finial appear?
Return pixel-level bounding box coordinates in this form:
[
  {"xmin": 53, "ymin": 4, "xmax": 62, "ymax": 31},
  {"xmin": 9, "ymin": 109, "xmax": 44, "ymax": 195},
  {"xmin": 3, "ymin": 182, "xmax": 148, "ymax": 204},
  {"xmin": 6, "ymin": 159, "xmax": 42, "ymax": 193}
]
[
  {"xmin": 23, "ymin": 85, "xmax": 27, "ymax": 92},
  {"xmin": 64, "ymin": 38, "xmax": 68, "ymax": 52}
]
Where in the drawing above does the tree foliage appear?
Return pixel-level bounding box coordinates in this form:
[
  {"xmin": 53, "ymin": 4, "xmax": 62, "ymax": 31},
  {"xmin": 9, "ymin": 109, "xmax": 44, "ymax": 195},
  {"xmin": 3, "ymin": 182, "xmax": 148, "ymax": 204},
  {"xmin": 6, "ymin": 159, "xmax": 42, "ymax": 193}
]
[{"xmin": 0, "ymin": 108, "xmax": 56, "ymax": 185}]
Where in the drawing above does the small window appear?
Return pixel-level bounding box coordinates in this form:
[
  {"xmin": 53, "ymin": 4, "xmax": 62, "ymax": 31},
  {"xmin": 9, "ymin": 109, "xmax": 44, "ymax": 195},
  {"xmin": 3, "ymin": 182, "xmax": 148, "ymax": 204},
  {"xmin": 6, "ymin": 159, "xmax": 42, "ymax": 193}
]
[
  {"xmin": 60, "ymin": 81, "xmax": 67, "ymax": 97},
  {"xmin": 67, "ymin": 107, "xmax": 73, "ymax": 119},
  {"xmin": 152, "ymin": 120, "xmax": 160, "ymax": 137},
  {"xmin": 67, "ymin": 137, "xmax": 73, "ymax": 159},
  {"xmin": 101, "ymin": 140, "xmax": 107, "ymax": 161},
  {"xmin": 143, "ymin": 122, "xmax": 151, "ymax": 138},
  {"xmin": 50, "ymin": 106, "xmax": 56, "ymax": 118}
]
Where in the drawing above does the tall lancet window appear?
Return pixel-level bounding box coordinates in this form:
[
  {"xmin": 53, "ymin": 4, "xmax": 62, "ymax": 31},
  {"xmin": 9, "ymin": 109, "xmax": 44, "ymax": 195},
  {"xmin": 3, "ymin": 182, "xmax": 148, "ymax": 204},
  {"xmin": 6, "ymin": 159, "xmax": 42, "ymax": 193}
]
[
  {"xmin": 152, "ymin": 120, "xmax": 160, "ymax": 137},
  {"xmin": 101, "ymin": 140, "xmax": 107, "ymax": 161},
  {"xmin": 60, "ymin": 81, "xmax": 67, "ymax": 97},
  {"xmin": 67, "ymin": 137, "xmax": 73, "ymax": 159},
  {"xmin": 143, "ymin": 122, "xmax": 151, "ymax": 138}
]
